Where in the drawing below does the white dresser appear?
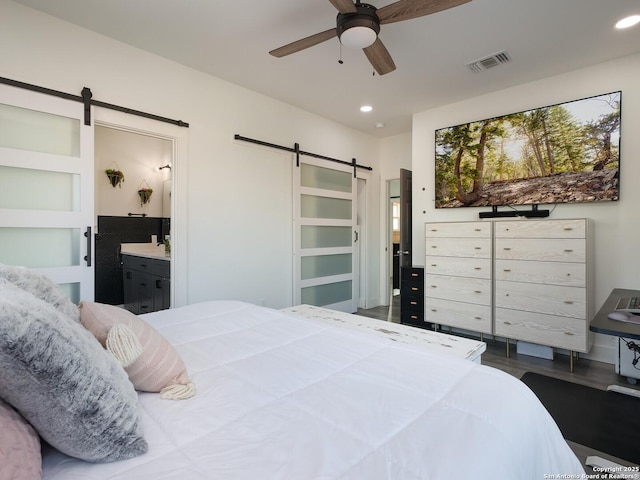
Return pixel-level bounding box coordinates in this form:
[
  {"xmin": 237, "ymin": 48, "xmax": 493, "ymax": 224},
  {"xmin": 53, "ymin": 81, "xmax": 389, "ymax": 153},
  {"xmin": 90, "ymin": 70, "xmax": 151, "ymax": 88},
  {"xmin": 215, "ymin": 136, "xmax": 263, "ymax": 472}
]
[
  {"xmin": 494, "ymin": 218, "xmax": 593, "ymax": 353},
  {"xmin": 424, "ymin": 221, "xmax": 492, "ymax": 334},
  {"xmin": 424, "ymin": 218, "xmax": 594, "ymax": 356}
]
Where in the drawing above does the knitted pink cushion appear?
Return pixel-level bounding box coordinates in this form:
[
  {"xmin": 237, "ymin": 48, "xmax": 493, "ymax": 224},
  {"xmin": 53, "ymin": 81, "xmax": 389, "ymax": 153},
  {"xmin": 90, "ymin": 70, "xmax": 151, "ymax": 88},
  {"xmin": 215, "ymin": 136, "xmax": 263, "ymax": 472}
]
[
  {"xmin": 79, "ymin": 302, "xmax": 194, "ymax": 399},
  {"xmin": 0, "ymin": 397, "xmax": 42, "ymax": 480}
]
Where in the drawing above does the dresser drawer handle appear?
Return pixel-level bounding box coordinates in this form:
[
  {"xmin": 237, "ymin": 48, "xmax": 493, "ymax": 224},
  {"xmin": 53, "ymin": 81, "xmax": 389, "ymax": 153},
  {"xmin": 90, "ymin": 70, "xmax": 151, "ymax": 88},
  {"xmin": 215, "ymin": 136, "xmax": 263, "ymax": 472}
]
[
  {"xmin": 564, "ymin": 227, "xmax": 574, "ymax": 231},
  {"xmin": 430, "ymin": 229, "xmax": 438, "ymax": 232},
  {"xmin": 474, "ymin": 246, "xmax": 481, "ymax": 250},
  {"xmin": 410, "ymin": 315, "xmax": 418, "ymax": 320},
  {"xmin": 474, "ymin": 267, "xmax": 482, "ymax": 270},
  {"xmin": 474, "ymin": 228, "xmax": 481, "ymax": 231},
  {"xmin": 564, "ymin": 300, "xmax": 574, "ymax": 304},
  {"xmin": 503, "ymin": 247, "xmax": 511, "ymax": 251},
  {"xmin": 564, "ymin": 249, "xmax": 574, "ymax": 253},
  {"xmin": 564, "ymin": 331, "xmax": 574, "ymax": 336},
  {"xmin": 503, "ymin": 321, "xmax": 512, "ymax": 325},
  {"xmin": 431, "ymin": 245, "xmax": 438, "ymax": 248},
  {"xmin": 410, "ymin": 301, "xmax": 418, "ymax": 305},
  {"xmin": 503, "ymin": 269, "xmax": 511, "ymax": 272},
  {"xmin": 430, "ymin": 285, "xmax": 437, "ymax": 288},
  {"xmin": 411, "ymin": 273, "xmax": 419, "ymax": 277},
  {"xmin": 474, "ymin": 290, "xmax": 482, "ymax": 294},
  {"xmin": 474, "ymin": 316, "xmax": 482, "ymax": 320},
  {"xmin": 430, "ymin": 264, "xmax": 438, "ymax": 267},
  {"xmin": 430, "ymin": 308, "xmax": 437, "ymax": 312},
  {"xmin": 411, "ymin": 287, "xmax": 419, "ymax": 291}
]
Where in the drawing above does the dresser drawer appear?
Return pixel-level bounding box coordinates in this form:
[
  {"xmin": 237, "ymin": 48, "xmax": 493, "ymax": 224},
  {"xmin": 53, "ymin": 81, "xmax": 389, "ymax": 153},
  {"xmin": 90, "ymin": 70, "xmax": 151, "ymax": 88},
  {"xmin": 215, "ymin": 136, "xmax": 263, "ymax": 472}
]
[
  {"xmin": 495, "ymin": 219, "xmax": 585, "ymax": 239},
  {"xmin": 425, "ymin": 221, "xmax": 491, "ymax": 238},
  {"xmin": 401, "ymin": 267, "xmax": 424, "ymax": 283},
  {"xmin": 401, "ymin": 294, "xmax": 424, "ymax": 312},
  {"xmin": 426, "ymin": 256, "xmax": 491, "ymax": 279},
  {"xmin": 425, "ymin": 297, "xmax": 492, "ymax": 334},
  {"xmin": 495, "ymin": 259, "xmax": 586, "ymax": 287},
  {"xmin": 425, "ymin": 237, "xmax": 492, "ymax": 258},
  {"xmin": 425, "ymin": 274, "xmax": 491, "ymax": 306},
  {"xmin": 495, "ymin": 280, "xmax": 585, "ymax": 318},
  {"xmin": 494, "ymin": 238, "xmax": 585, "ymax": 262},
  {"xmin": 495, "ymin": 308, "xmax": 587, "ymax": 352}
]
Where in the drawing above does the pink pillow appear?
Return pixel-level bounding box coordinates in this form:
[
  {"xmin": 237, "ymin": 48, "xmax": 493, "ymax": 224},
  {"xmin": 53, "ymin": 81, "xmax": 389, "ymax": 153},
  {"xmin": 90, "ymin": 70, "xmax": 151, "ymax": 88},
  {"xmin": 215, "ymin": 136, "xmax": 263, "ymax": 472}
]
[
  {"xmin": 0, "ymin": 398, "xmax": 42, "ymax": 480},
  {"xmin": 79, "ymin": 301, "xmax": 195, "ymax": 400}
]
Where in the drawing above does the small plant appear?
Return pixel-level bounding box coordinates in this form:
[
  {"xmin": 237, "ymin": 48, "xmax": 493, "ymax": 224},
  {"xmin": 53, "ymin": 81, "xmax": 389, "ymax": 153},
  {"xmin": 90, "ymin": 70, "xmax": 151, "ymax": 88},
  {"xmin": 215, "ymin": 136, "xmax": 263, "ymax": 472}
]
[
  {"xmin": 137, "ymin": 187, "xmax": 153, "ymax": 206},
  {"xmin": 105, "ymin": 169, "xmax": 125, "ymax": 188}
]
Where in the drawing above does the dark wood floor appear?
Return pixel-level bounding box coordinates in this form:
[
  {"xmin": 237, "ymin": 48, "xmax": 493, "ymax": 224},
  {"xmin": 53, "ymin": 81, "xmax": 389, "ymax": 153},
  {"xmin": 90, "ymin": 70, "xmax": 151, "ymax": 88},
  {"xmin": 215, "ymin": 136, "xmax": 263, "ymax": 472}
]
[{"xmin": 357, "ymin": 296, "xmax": 640, "ymax": 472}]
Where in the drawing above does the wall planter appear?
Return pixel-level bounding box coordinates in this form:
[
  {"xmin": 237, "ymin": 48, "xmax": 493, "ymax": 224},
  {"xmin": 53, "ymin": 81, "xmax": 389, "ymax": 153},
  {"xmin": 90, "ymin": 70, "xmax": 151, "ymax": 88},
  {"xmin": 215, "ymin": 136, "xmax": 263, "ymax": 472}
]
[
  {"xmin": 105, "ymin": 169, "xmax": 125, "ymax": 188},
  {"xmin": 137, "ymin": 187, "xmax": 153, "ymax": 206}
]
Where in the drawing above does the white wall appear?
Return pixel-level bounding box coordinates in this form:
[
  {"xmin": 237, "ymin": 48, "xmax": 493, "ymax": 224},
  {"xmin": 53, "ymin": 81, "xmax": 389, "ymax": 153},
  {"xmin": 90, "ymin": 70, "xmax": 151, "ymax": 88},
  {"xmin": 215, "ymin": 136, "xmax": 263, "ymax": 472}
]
[
  {"xmin": 0, "ymin": 0, "xmax": 390, "ymax": 310},
  {"xmin": 412, "ymin": 53, "xmax": 640, "ymax": 362}
]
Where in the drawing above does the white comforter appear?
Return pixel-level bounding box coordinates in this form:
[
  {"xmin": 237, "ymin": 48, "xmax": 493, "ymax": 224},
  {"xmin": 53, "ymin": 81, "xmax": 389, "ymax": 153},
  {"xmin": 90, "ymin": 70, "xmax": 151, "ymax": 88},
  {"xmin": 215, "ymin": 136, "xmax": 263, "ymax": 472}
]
[{"xmin": 42, "ymin": 301, "xmax": 584, "ymax": 479}]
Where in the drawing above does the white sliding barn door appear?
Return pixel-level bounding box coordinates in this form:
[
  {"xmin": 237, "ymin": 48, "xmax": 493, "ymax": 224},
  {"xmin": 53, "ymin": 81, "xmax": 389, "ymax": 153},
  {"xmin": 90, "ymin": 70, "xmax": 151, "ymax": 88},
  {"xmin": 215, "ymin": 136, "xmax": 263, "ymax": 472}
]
[
  {"xmin": 0, "ymin": 84, "xmax": 94, "ymax": 302},
  {"xmin": 293, "ymin": 158, "xmax": 357, "ymax": 313}
]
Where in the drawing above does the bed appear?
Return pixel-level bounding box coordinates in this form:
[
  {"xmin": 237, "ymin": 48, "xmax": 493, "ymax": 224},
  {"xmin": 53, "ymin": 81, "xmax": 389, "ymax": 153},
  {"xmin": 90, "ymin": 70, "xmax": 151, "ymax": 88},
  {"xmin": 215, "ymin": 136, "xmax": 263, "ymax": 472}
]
[
  {"xmin": 0, "ymin": 265, "xmax": 583, "ymax": 479},
  {"xmin": 38, "ymin": 300, "xmax": 585, "ymax": 479}
]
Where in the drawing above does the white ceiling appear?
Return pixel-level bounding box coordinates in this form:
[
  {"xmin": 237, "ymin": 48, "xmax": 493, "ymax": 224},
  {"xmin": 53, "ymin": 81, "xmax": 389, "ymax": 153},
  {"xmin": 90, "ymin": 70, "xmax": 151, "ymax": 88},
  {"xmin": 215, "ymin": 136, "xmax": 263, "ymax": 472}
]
[{"xmin": 13, "ymin": 0, "xmax": 640, "ymax": 137}]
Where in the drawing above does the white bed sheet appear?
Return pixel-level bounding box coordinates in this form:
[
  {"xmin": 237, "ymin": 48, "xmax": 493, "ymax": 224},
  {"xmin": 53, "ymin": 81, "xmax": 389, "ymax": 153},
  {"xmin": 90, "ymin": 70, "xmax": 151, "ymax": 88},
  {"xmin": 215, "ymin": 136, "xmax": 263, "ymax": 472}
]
[{"xmin": 42, "ymin": 300, "xmax": 585, "ymax": 479}]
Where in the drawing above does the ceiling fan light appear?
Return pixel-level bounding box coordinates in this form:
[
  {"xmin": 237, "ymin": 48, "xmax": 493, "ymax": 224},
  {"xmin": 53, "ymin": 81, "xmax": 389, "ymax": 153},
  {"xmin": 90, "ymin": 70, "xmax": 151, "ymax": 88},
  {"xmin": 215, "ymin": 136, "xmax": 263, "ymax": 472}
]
[
  {"xmin": 340, "ymin": 25, "xmax": 377, "ymax": 48},
  {"xmin": 615, "ymin": 15, "xmax": 640, "ymax": 29}
]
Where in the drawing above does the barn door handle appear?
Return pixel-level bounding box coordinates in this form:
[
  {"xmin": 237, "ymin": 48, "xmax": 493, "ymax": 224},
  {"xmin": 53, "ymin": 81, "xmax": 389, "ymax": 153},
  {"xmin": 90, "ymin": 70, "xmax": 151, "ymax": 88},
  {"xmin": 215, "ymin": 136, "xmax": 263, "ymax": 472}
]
[{"xmin": 84, "ymin": 226, "xmax": 92, "ymax": 267}]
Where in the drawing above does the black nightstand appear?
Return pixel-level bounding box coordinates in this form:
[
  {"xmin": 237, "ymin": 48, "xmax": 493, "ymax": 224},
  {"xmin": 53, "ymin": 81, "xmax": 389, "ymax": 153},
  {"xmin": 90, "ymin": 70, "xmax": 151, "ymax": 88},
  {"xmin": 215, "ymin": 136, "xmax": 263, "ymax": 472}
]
[{"xmin": 400, "ymin": 266, "xmax": 427, "ymax": 328}]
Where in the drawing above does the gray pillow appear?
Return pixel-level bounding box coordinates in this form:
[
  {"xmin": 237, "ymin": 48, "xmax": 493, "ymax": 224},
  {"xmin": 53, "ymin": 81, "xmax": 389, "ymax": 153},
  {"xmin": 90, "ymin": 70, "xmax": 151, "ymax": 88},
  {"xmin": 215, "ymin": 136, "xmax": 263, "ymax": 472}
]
[
  {"xmin": 0, "ymin": 278, "xmax": 148, "ymax": 463},
  {"xmin": 0, "ymin": 263, "xmax": 79, "ymax": 322}
]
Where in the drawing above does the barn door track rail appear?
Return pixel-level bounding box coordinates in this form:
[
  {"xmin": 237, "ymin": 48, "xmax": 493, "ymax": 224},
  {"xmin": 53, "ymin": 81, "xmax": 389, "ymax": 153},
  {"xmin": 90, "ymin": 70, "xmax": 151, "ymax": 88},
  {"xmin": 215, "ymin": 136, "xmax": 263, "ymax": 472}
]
[
  {"xmin": 234, "ymin": 134, "xmax": 372, "ymax": 177},
  {"xmin": 0, "ymin": 76, "xmax": 189, "ymax": 128}
]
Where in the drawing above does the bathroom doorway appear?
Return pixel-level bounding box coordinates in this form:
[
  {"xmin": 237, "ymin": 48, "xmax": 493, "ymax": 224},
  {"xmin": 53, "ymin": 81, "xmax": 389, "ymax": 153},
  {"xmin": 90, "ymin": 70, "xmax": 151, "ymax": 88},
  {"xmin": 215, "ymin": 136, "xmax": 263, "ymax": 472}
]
[{"xmin": 94, "ymin": 125, "xmax": 174, "ymax": 305}]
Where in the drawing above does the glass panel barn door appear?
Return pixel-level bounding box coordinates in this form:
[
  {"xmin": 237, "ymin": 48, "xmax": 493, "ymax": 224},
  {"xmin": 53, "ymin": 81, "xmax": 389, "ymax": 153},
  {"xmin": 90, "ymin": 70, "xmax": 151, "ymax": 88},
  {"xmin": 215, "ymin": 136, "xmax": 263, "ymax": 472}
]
[
  {"xmin": 0, "ymin": 84, "xmax": 94, "ymax": 303},
  {"xmin": 294, "ymin": 158, "xmax": 357, "ymax": 313}
]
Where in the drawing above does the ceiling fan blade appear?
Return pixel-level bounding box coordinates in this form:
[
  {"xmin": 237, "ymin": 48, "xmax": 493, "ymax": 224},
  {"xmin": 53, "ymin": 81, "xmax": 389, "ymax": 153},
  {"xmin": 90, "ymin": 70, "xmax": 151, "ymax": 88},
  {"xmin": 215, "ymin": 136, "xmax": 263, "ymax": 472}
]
[
  {"xmin": 363, "ymin": 38, "xmax": 396, "ymax": 75},
  {"xmin": 269, "ymin": 28, "xmax": 337, "ymax": 58},
  {"xmin": 328, "ymin": 0, "xmax": 357, "ymax": 14},
  {"xmin": 377, "ymin": 0, "xmax": 471, "ymax": 25}
]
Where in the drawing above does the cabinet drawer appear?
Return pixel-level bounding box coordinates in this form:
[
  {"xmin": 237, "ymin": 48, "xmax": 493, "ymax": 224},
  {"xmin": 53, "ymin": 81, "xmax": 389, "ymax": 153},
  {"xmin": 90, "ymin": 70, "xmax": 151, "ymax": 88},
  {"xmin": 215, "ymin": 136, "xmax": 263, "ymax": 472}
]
[
  {"xmin": 495, "ymin": 238, "xmax": 585, "ymax": 262},
  {"xmin": 495, "ymin": 280, "xmax": 585, "ymax": 318},
  {"xmin": 495, "ymin": 219, "xmax": 585, "ymax": 239},
  {"xmin": 495, "ymin": 308, "xmax": 587, "ymax": 352},
  {"xmin": 425, "ymin": 237, "xmax": 491, "ymax": 258},
  {"xmin": 122, "ymin": 254, "xmax": 153, "ymax": 272},
  {"xmin": 495, "ymin": 259, "xmax": 585, "ymax": 287},
  {"xmin": 425, "ymin": 297, "xmax": 492, "ymax": 334},
  {"xmin": 401, "ymin": 267, "xmax": 424, "ymax": 283},
  {"xmin": 425, "ymin": 274, "xmax": 491, "ymax": 306},
  {"xmin": 426, "ymin": 256, "xmax": 491, "ymax": 279},
  {"xmin": 152, "ymin": 260, "xmax": 170, "ymax": 277},
  {"xmin": 425, "ymin": 221, "xmax": 491, "ymax": 238},
  {"xmin": 401, "ymin": 294, "xmax": 423, "ymax": 313}
]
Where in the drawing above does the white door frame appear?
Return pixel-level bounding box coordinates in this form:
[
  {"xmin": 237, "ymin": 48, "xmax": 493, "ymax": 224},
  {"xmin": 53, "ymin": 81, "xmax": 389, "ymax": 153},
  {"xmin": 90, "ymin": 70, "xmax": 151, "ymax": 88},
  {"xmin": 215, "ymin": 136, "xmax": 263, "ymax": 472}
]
[{"xmin": 93, "ymin": 108, "xmax": 189, "ymax": 308}]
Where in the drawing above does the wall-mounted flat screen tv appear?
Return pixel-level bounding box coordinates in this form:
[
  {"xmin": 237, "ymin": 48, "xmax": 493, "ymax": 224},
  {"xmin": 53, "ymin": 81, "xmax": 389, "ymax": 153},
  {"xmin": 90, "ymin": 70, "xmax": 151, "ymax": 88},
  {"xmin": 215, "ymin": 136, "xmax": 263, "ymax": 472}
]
[{"xmin": 434, "ymin": 91, "xmax": 621, "ymax": 210}]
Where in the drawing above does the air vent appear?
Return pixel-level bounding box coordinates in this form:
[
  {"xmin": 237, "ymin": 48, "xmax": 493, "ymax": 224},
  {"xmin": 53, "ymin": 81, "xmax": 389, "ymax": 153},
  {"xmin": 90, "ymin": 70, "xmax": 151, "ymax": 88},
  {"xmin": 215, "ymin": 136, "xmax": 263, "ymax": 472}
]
[{"xmin": 466, "ymin": 51, "xmax": 511, "ymax": 73}]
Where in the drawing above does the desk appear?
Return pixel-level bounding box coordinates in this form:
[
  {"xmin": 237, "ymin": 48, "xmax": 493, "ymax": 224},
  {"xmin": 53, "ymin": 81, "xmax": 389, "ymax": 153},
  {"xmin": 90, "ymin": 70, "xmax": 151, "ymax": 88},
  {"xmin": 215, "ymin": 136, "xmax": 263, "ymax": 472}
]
[
  {"xmin": 590, "ymin": 288, "xmax": 640, "ymax": 385},
  {"xmin": 590, "ymin": 288, "xmax": 640, "ymax": 340}
]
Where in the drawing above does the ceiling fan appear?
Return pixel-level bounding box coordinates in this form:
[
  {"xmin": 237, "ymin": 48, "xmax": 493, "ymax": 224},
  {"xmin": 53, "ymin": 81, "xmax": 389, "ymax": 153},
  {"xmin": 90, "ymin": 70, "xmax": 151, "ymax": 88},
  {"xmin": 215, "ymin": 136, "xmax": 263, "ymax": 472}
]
[{"xmin": 269, "ymin": 0, "xmax": 472, "ymax": 75}]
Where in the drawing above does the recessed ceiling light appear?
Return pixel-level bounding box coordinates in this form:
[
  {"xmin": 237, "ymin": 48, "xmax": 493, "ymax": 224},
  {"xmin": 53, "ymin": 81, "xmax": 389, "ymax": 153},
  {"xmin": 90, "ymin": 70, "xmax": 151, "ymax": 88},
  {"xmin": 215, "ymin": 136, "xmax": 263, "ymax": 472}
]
[
  {"xmin": 360, "ymin": 105, "xmax": 373, "ymax": 113},
  {"xmin": 375, "ymin": 122, "xmax": 385, "ymax": 128},
  {"xmin": 615, "ymin": 15, "xmax": 640, "ymax": 29}
]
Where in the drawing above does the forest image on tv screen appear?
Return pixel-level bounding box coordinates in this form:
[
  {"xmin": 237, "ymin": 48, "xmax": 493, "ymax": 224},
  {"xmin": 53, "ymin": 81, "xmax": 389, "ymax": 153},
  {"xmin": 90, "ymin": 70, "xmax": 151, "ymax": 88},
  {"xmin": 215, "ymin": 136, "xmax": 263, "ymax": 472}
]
[{"xmin": 434, "ymin": 91, "xmax": 620, "ymax": 208}]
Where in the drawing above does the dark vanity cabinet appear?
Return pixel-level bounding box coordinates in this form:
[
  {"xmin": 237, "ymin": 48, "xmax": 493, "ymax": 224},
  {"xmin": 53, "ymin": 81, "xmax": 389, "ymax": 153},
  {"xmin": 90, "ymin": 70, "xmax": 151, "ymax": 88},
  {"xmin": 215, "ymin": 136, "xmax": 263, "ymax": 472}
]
[{"xmin": 122, "ymin": 254, "xmax": 170, "ymax": 314}]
